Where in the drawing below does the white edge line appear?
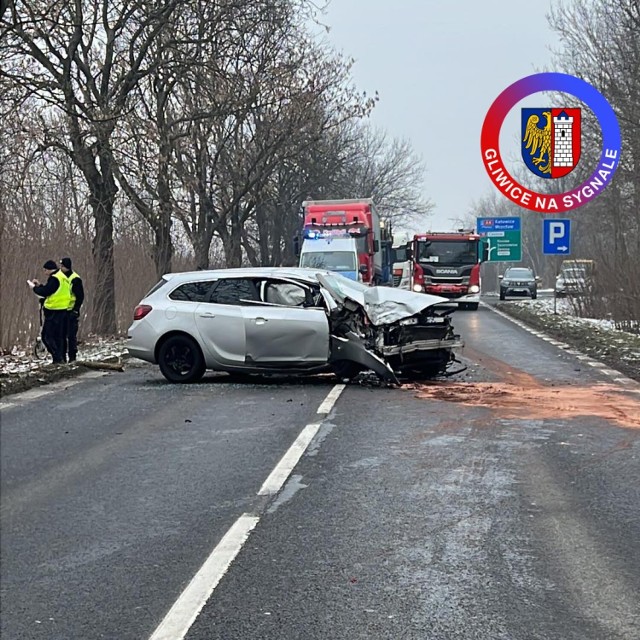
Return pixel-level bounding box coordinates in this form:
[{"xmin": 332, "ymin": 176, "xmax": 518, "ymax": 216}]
[
  {"xmin": 316, "ymin": 383, "xmax": 346, "ymax": 414},
  {"xmin": 0, "ymin": 370, "xmax": 108, "ymax": 409},
  {"xmin": 257, "ymin": 421, "xmax": 322, "ymax": 496},
  {"xmin": 148, "ymin": 513, "xmax": 259, "ymax": 640},
  {"xmin": 482, "ymin": 301, "xmax": 639, "ymax": 389}
]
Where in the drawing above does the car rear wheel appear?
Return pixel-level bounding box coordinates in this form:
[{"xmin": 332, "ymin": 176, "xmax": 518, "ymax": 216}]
[
  {"xmin": 158, "ymin": 335, "xmax": 206, "ymax": 383},
  {"xmin": 499, "ymin": 291, "xmax": 506, "ymax": 300}
]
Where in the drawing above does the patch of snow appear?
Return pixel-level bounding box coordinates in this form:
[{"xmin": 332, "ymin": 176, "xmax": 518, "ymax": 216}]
[
  {"xmin": 0, "ymin": 336, "xmax": 128, "ymax": 377},
  {"xmin": 500, "ymin": 298, "xmax": 640, "ymax": 367}
]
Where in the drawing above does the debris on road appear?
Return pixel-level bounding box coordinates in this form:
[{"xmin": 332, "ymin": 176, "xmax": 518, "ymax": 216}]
[
  {"xmin": 414, "ymin": 380, "xmax": 640, "ymax": 428},
  {"xmin": 77, "ymin": 358, "xmax": 125, "ymax": 372}
]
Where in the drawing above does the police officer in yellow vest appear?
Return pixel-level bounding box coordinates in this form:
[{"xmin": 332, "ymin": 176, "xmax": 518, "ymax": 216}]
[
  {"xmin": 31, "ymin": 260, "xmax": 71, "ymax": 364},
  {"xmin": 60, "ymin": 257, "xmax": 84, "ymax": 362}
]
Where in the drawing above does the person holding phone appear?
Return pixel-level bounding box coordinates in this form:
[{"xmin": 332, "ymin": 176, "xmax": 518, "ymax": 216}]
[{"xmin": 29, "ymin": 260, "xmax": 71, "ymax": 364}]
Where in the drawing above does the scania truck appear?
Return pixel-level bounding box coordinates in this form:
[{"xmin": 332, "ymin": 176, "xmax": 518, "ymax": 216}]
[{"xmin": 394, "ymin": 230, "xmax": 489, "ymax": 310}]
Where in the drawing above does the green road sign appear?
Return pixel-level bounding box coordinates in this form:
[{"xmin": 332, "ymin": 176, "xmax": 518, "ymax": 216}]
[
  {"xmin": 476, "ymin": 217, "xmax": 522, "ymax": 262},
  {"xmin": 485, "ymin": 230, "xmax": 522, "ymax": 262}
]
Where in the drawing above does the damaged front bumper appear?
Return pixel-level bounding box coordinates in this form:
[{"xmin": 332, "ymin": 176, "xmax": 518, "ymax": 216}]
[
  {"xmin": 379, "ymin": 336, "xmax": 464, "ymax": 357},
  {"xmin": 329, "ymin": 333, "xmax": 399, "ymax": 384}
]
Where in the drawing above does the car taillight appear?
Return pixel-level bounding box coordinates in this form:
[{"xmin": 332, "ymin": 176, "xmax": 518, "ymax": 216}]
[
  {"xmin": 413, "ymin": 263, "xmax": 424, "ymax": 284},
  {"xmin": 133, "ymin": 304, "xmax": 152, "ymax": 320}
]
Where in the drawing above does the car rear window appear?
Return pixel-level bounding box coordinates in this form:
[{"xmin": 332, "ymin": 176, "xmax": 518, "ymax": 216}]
[
  {"xmin": 169, "ymin": 281, "xmax": 217, "ymax": 302},
  {"xmin": 144, "ymin": 277, "xmax": 169, "ymax": 297},
  {"xmin": 209, "ymin": 278, "xmax": 260, "ymax": 305}
]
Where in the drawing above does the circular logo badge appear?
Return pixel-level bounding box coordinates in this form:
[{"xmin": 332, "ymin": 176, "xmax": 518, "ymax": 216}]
[{"xmin": 481, "ymin": 72, "xmax": 621, "ymax": 213}]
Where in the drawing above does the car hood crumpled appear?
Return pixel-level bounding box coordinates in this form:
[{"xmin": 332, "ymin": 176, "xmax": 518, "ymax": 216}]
[
  {"xmin": 316, "ymin": 274, "xmax": 450, "ymax": 326},
  {"xmin": 362, "ymin": 287, "xmax": 450, "ymax": 325}
]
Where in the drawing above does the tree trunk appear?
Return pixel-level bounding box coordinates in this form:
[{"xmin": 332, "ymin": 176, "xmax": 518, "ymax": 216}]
[
  {"xmin": 224, "ymin": 207, "xmax": 243, "ymax": 267},
  {"xmin": 154, "ymin": 124, "xmax": 174, "ymax": 277},
  {"xmin": 90, "ymin": 192, "xmax": 117, "ymax": 334},
  {"xmin": 194, "ymin": 235, "xmax": 210, "ymax": 270},
  {"xmin": 153, "ymin": 215, "xmax": 173, "ymax": 277},
  {"xmin": 224, "ymin": 232, "xmax": 243, "ymax": 267},
  {"xmin": 254, "ymin": 202, "xmax": 271, "ymax": 265}
]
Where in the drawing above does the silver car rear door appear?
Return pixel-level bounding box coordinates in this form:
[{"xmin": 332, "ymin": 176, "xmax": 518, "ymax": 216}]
[
  {"xmin": 194, "ymin": 277, "xmax": 259, "ymax": 366},
  {"xmin": 194, "ymin": 303, "xmax": 246, "ymax": 366}
]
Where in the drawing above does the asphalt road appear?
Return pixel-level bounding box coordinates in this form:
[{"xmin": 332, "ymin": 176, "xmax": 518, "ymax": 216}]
[{"xmin": 1, "ymin": 303, "xmax": 639, "ymax": 640}]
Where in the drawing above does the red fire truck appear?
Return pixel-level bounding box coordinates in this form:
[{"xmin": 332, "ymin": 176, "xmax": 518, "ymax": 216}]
[{"xmin": 395, "ymin": 230, "xmax": 489, "ymax": 310}]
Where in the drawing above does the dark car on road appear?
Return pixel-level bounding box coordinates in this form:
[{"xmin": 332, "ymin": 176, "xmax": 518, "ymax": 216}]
[{"xmin": 499, "ymin": 267, "xmax": 539, "ymax": 300}]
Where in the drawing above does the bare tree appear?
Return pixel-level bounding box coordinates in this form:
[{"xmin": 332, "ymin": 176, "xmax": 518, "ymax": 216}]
[
  {"xmin": 331, "ymin": 123, "xmax": 434, "ymax": 226},
  {"xmin": 171, "ymin": 8, "xmax": 375, "ymax": 269},
  {"xmin": 0, "ymin": 0, "xmax": 180, "ymax": 332}
]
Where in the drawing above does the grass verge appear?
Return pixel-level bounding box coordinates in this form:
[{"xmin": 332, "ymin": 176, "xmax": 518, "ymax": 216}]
[{"xmin": 495, "ymin": 301, "xmax": 640, "ymax": 382}]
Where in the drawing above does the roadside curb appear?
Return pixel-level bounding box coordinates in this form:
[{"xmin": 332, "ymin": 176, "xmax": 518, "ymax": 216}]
[
  {"xmin": 481, "ymin": 301, "xmax": 640, "ymax": 390},
  {"xmin": 0, "ymin": 350, "xmax": 131, "ymax": 401}
]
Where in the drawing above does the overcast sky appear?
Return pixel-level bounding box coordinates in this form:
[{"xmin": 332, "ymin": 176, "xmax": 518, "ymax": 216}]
[{"xmin": 314, "ymin": 0, "xmax": 556, "ymax": 233}]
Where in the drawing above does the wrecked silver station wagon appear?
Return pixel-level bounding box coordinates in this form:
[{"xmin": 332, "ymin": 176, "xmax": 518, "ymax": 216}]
[{"xmin": 126, "ymin": 267, "xmax": 463, "ymax": 385}]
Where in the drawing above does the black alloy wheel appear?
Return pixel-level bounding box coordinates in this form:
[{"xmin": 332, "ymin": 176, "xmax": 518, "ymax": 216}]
[{"xmin": 158, "ymin": 335, "xmax": 206, "ymax": 383}]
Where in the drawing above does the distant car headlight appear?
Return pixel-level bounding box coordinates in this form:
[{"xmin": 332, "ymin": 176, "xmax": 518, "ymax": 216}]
[
  {"xmin": 468, "ymin": 285, "xmax": 480, "ymax": 293},
  {"xmin": 413, "ymin": 284, "xmax": 423, "ymax": 292}
]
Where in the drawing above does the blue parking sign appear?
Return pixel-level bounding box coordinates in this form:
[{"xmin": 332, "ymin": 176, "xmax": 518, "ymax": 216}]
[{"xmin": 543, "ymin": 219, "xmax": 571, "ymax": 255}]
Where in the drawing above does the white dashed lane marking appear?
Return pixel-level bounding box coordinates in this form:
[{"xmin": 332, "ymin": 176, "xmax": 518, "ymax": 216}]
[
  {"xmin": 147, "ymin": 382, "xmax": 346, "ymax": 640},
  {"xmin": 482, "ymin": 302, "xmax": 639, "ymax": 389}
]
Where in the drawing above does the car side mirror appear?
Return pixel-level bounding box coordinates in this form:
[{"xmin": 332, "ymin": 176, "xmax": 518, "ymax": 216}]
[
  {"xmin": 536, "ymin": 276, "xmax": 542, "ymax": 282},
  {"xmin": 373, "ymin": 240, "xmax": 379, "ymax": 252},
  {"xmin": 293, "ymin": 235, "xmax": 300, "ymax": 257},
  {"xmin": 359, "ymin": 264, "xmax": 368, "ymax": 274},
  {"xmin": 498, "ymin": 275, "xmax": 503, "ymax": 280}
]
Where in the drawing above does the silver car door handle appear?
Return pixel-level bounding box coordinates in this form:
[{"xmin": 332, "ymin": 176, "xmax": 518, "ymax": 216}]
[
  {"xmin": 254, "ymin": 317, "xmax": 267, "ymax": 324},
  {"xmin": 199, "ymin": 312, "xmax": 216, "ymax": 318}
]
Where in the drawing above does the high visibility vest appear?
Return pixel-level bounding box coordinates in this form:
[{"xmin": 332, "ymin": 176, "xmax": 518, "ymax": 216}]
[
  {"xmin": 66, "ymin": 271, "xmax": 81, "ymax": 310},
  {"xmin": 43, "ymin": 271, "xmax": 72, "ymax": 311}
]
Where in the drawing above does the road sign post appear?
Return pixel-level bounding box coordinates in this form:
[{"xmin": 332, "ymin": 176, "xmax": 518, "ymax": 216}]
[
  {"xmin": 542, "ymin": 219, "xmax": 571, "ymax": 255},
  {"xmin": 476, "ymin": 217, "xmax": 522, "ymax": 262}
]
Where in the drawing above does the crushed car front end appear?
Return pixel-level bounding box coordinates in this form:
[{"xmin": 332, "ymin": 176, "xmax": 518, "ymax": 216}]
[
  {"xmin": 316, "ymin": 273, "xmax": 463, "ymax": 382},
  {"xmin": 373, "ymin": 307, "xmax": 462, "ymax": 377}
]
